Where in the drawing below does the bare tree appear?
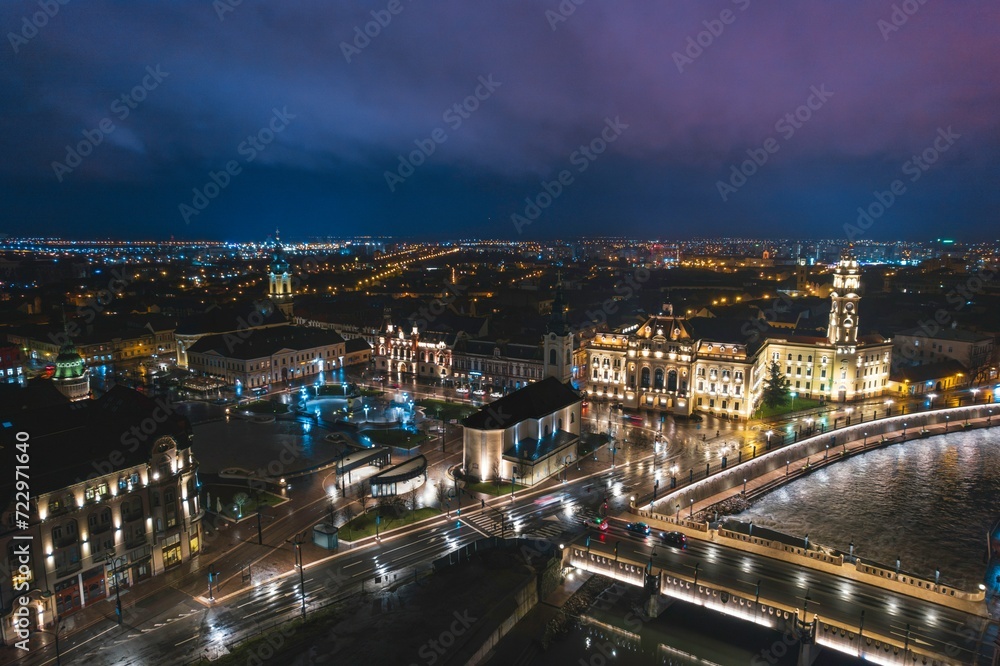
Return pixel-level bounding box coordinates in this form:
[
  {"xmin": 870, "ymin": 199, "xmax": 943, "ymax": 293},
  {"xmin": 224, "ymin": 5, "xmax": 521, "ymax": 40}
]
[
  {"xmin": 435, "ymin": 482, "xmax": 450, "ymax": 513},
  {"xmin": 341, "ymin": 503, "xmax": 356, "ymax": 540},
  {"xmin": 491, "ymin": 459, "xmax": 501, "ymax": 489},
  {"xmin": 355, "ymin": 480, "xmax": 371, "ymax": 515},
  {"xmin": 406, "ymin": 487, "xmax": 419, "ymax": 517}
]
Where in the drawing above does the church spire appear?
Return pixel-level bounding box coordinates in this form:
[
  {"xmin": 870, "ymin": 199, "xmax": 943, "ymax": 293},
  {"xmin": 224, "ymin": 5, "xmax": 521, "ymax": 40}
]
[{"xmin": 547, "ymin": 272, "xmax": 569, "ymax": 336}]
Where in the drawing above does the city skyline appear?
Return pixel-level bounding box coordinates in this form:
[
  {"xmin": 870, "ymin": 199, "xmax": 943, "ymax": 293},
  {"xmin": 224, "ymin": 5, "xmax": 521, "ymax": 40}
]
[{"xmin": 1, "ymin": 1, "xmax": 998, "ymax": 241}]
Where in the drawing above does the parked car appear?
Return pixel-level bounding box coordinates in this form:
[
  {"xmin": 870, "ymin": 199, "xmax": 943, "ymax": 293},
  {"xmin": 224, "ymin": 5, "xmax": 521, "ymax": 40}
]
[
  {"xmin": 456, "ymin": 386, "xmax": 470, "ymax": 394},
  {"xmin": 489, "ymin": 391, "xmax": 502, "ymax": 398},
  {"xmin": 473, "ymin": 389, "xmax": 486, "ymax": 396},
  {"xmin": 625, "ymin": 522, "xmax": 651, "ymax": 536},
  {"xmin": 660, "ymin": 531, "xmax": 687, "ymax": 548}
]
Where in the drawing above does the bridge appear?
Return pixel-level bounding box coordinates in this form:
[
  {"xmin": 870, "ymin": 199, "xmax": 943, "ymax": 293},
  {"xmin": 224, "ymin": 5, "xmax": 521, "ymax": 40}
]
[
  {"xmin": 566, "ymin": 538, "xmax": 997, "ymax": 665},
  {"xmin": 562, "ymin": 405, "xmax": 1000, "ymax": 664}
]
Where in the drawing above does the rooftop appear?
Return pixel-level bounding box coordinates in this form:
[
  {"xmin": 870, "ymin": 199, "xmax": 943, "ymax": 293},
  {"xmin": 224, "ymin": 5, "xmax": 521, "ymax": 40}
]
[{"xmin": 462, "ymin": 376, "xmax": 580, "ymax": 430}]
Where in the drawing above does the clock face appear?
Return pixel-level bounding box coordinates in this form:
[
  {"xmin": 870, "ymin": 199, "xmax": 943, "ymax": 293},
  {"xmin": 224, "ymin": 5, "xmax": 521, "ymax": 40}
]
[{"xmin": 845, "ymin": 302, "xmax": 855, "ymax": 312}]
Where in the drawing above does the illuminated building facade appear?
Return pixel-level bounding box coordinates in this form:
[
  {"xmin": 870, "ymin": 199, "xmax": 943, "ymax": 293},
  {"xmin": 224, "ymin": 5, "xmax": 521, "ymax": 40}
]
[{"xmin": 579, "ymin": 252, "xmax": 892, "ymax": 419}]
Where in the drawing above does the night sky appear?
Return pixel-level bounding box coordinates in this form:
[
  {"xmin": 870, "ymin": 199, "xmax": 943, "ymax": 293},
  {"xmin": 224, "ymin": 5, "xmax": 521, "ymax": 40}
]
[{"xmin": 1, "ymin": 0, "xmax": 997, "ymax": 241}]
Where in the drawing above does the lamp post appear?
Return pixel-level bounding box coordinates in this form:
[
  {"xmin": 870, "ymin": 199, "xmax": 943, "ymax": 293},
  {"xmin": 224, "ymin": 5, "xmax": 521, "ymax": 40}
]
[
  {"xmin": 689, "ymin": 498, "xmax": 694, "ymax": 519},
  {"xmin": 743, "ymin": 477, "xmax": 747, "ymax": 496},
  {"xmin": 845, "ymin": 407, "xmax": 853, "ymax": 425},
  {"xmin": 863, "ymin": 431, "xmax": 868, "ymax": 446},
  {"xmin": 945, "ymin": 415, "xmax": 950, "ymax": 432},
  {"xmin": 927, "ymin": 392, "xmax": 937, "ymax": 409},
  {"xmin": 785, "ymin": 460, "xmax": 790, "ymax": 476},
  {"xmin": 765, "ymin": 430, "xmax": 773, "ymax": 450},
  {"xmin": 885, "ymin": 398, "xmax": 893, "ymax": 417},
  {"xmin": 105, "ymin": 554, "xmax": 126, "ymax": 625},
  {"xmin": 287, "ymin": 530, "xmax": 309, "ymax": 618}
]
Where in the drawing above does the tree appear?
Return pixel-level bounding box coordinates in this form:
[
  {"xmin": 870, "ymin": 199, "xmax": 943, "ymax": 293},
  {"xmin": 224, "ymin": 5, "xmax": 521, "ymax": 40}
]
[
  {"xmin": 341, "ymin": 503, "xmax": 356, "ymax": 540},
  {"xmin": 761, "ymin": 361, "xmax": 791, "ymax": 409},
  {"xmin": 491, "ymin": 459, "xmax": 502, "ymax": 490},
  {"xmin": 406, "ymin": 487, "xmax": 419, "ymax": 517},
  {"xmin": 355, "ymin": 480, "xmax": 371, "ymax": 516},
  {"xmin": 435, "ymin": 482, "xmax": 450, "ymax": 513},
  {"xmin": 232, "ymin": 492, "xmax": 249, "ymax": 518}
]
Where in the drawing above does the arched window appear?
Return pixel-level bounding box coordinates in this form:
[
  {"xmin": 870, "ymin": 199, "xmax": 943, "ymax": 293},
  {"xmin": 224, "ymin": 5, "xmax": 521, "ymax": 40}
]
[
  {"xmin": 654, "ymin": 369, "xmax": 664, "ymax": 389},
  {"xmin": 549, "ymin": 349, "xmax": 557, "ymax": 366},
  {"xmin": 667, "ymin": 370, "xmax": 678, "ymax": 391},
  {"xmin": 640, "ymin": 367, "xmax": 650, "ymax": 389}
]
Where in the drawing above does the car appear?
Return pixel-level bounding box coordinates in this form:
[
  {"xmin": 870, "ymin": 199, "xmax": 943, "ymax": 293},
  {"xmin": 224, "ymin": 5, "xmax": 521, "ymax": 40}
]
[
  {"xmin": 489, "ymin": 391, "xmax": 502, "ymax": 398},
  {"xmin": 583, "ymin": 516, "xmax": 609, "ymax": 531},
  {"xmin": 473, "ymin": 389, "xmax": 486, "ymax": 396},
  {"xmin": 625, "ymin": 522, "xmax": 651, "ymax": 536},
  {"xmin": 660, "ymin": 531, "xmax": 687, "ymax": 548},
  {"xmin": 389, "ymin": 383, "xmax": 400, "ymax": 389},
  {"xmin": 455, "ymin": 386, "xmax": 470, "ymax": 394}
]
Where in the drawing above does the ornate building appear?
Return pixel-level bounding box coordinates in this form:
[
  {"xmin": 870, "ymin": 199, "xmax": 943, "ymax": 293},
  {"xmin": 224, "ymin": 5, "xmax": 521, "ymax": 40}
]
[
  {"xmin": 52, "ymin": 339, "xmax": 90, "ymax": 402},
  {"xmin": 267, "ymin": 233, "xmax": 294, "ymax": 318},
  {"xmin": 579, "ymin": 252, "xmax": 892, "ymax": 420}
]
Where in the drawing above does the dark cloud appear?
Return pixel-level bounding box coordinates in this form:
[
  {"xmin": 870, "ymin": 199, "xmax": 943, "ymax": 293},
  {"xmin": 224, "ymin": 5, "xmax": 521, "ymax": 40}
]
[{"xmin": 0, "ymin": 0, "xmax": 997, "ymax": 240}]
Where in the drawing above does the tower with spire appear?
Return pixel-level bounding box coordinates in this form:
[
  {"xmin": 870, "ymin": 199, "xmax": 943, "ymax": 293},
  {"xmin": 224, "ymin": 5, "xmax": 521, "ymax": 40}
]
[
  {"xmin": 52, "ymin": 315, "xmax": 90, "ymax": 401},
  {"xmin": 267, "ymin": 229, "xmax": 294, "ymax": 318},
  {"xmin": 543, "ymin": 273, "xmax": 573, "ymax": 383},
  {"xmin": 827, "ymin": 247, "xmax": 862, "ymax": 349}
]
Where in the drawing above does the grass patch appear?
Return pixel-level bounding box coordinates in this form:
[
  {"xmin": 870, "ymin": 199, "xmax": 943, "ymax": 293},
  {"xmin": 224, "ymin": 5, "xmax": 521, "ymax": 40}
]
[
  {"xmin": 244, "ymin": 400, "xmax": 289, "ymax": 414},
  {"xmin": 753, "ymin": 397, "xmax": 823, "ymax": 420},
  {"xmin": 202, "ymin": 484, "xmax": 284, "ymax": 519},
  {"xmin": 361, "ymin": 428, "xmax": 431, "ymax": 449},
  {"xmin": 344, "ymin": 507, "xmax": 440, "ymax": 539},
  {"xmin": 417, "ymin": 398, "xmax": 477, "ymax": 421},
  {"xmin": 465, "ymin": 481, "xmax": 527, "ymax": 496}
]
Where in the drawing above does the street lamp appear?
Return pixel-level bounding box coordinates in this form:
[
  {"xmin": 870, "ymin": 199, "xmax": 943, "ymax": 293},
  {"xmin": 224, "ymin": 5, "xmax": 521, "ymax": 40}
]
[
  {"xmin": 743, "ymin": 477, "xmax": 747, "ymax": 496},
  {"xmin": 785, "ymin": 460, "xmax": 790, "ymax": 476},
  {"xmin": 105, "ymin": 554, "xmax": 127, "ymax": 625},
  {"xmin": 971, "ymin": 387, "xmax": 980, "ymax": 403},
  {"xmin": 765, "ymin": 430, "xmax": 773, "ymax": 450},
  {"xmin": 927, "ymin": 392, "xmax": 938, "ymax": 408},
  {"xmin": 287, "ymin": 530, "xmax": 309, "ymax": 618},
  {"xmin": 845, "ymin": 407, "xmax": 853, "ymax": 425},
  {"xmin": 863, "ymin": 431, "xmax": 868, "ymax": 446}
]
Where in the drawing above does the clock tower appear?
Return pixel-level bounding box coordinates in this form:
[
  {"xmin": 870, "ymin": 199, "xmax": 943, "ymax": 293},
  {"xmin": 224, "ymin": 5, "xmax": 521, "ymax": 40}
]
[{"xmin": 827, "ymin": 250, "xmax": 861, "ymax": 350}]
